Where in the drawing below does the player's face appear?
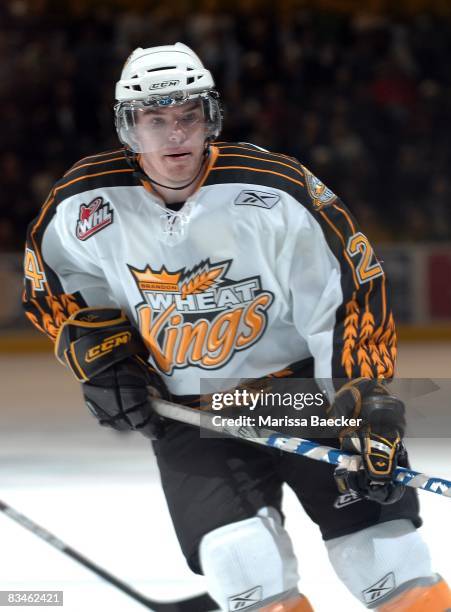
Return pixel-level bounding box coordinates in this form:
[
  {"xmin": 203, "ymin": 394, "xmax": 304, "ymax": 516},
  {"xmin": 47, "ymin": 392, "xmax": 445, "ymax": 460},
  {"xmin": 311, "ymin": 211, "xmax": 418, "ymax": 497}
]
[{"xmin": 136, "ymin": 101, "xmax": 207, "ymax": 186}]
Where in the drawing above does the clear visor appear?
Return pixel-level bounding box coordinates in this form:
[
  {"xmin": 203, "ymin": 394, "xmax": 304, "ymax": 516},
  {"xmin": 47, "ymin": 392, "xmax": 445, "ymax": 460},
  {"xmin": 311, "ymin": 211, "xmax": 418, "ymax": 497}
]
[{"xmin": 115, "ymin": 92, "xmax": 221, "ymax": 153}]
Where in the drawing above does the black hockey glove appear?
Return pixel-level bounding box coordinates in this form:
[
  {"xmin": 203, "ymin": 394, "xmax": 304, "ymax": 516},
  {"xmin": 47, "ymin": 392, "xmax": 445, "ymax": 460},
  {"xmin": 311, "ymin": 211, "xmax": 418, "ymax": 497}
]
[
  {"xmin": 82, "ymin": 358, "xmax": 169, "ymax": 438},
  {"xmin": 330, "ymin": 379, "xmax": 407, "ymax": 505},
  {"xmin": 55, "ymin": 308, "xmax": 170, "ymax": 438}
]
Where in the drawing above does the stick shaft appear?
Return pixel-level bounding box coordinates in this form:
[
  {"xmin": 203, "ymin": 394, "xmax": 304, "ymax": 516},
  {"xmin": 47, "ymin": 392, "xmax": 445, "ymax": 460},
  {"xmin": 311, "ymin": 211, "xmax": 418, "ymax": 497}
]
[
  {"xmin": 0, "ymin": 500, "xmax": 155, "ymax": 607},
  {"xmin": 0, "ymin": 499, "xmax": 216, "ymax": 611},
  {"xmin": 153, "ymin": 399, "xmax": 451, "ymax": 498}
]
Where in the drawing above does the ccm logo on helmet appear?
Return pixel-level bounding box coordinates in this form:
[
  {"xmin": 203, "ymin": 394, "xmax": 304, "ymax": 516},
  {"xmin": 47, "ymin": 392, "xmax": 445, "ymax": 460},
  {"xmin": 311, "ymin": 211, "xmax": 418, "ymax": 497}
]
[
  {"xmin": 85, "ymin": 331, "xmax": 132, "ymax": 362},
  {"xmin": 148, "ymin": 80, "xmax": 180, "ymax": 90}
]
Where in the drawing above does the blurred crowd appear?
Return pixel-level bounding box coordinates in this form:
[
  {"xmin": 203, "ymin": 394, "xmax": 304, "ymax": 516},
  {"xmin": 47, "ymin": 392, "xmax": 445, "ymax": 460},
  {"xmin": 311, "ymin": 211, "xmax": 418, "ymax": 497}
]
[{"xmin": 1, "ymin": 0, "xmax": 451, "ymax": 250}]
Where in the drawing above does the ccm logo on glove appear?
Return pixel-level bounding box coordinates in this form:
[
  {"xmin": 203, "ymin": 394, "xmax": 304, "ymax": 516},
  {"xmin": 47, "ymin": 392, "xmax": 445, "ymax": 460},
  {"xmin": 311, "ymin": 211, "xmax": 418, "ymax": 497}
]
[
  {"xmin": 55, "ymin": 307, "xmax": 170, "ymax": 438},
  {"xmin": 85, "ymin": 331, "xmax": 132, "ymax": 363}
]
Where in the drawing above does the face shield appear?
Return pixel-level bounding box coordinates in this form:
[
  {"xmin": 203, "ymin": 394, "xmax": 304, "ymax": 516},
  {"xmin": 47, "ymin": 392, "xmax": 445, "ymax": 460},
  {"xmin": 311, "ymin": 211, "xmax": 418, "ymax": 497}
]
[{"xmin": 114, "ymin": 91, "xmax": 222, "ymax": 154}]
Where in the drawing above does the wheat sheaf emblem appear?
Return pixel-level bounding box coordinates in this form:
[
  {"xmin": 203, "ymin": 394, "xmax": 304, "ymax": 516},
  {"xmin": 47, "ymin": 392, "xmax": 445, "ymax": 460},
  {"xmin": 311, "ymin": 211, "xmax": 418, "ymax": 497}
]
[
  {"xmin": 41, "ymin": 294, "xmax": 82, "ymax": 339},
  {"xmin": 342, "ymin": 295, "xmax": 359, "ymax": 377},
  {"xmin": 342, "ymin": 294, "xmax": 397, "ymax": 379},
  {"xmin": 180, "ymin": 263, "xmax": 226, "ymax": 298}
]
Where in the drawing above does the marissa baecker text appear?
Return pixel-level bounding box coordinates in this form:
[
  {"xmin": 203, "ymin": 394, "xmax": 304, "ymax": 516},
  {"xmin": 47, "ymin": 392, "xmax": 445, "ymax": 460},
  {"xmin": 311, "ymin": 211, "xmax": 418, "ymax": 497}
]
[{"xmin": 211, "ymin": 415, "xmax": 363, "ymax": 428}]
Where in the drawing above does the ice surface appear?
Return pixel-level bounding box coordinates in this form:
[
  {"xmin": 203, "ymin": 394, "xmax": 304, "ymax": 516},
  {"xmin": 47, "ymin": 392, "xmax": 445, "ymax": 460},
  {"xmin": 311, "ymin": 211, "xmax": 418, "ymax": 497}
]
[{"xmin": 1, "ymin": 351, "xmax": 450, "ymax": 611}]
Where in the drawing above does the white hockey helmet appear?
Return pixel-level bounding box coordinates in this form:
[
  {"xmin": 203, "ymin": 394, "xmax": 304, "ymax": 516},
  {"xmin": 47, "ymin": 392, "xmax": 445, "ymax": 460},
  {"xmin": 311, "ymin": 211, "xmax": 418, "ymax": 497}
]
[{"xmin": 114, "ymin": 43, "xmax": 222, "ymax": 153}]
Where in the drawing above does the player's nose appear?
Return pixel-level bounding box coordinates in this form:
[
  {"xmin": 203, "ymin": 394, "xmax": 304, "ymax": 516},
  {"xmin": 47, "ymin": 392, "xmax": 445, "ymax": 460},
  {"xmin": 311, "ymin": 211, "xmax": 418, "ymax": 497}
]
[{"xmin": 168, "ymin": 126, "xmax": 186, "ymax": 144}]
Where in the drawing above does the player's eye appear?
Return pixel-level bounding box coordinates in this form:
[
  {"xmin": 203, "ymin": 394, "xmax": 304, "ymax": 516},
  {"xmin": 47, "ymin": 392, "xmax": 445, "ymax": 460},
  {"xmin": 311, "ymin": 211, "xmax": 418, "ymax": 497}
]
[
  {"xmin": 179, "ymin": 112, "xmax": 200, "ymax": 127},
  {"xmin": 149, "ymin": 116, "xmax": 166, "ymax": 127}
]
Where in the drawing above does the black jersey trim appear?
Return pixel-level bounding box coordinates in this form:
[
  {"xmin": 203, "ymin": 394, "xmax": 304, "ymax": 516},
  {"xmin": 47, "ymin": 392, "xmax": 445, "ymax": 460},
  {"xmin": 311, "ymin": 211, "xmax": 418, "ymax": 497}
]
[
  {"xmin": 63, "ymin": 155, "xmax": 127, "ymax": 178},
  {"xmin": 216, "ymin": 143, "xmax": 302, "ymax": 169},
  {"xmin": 208, "ymin": 165, "xmax": 305, "ymax": 190},
  {"xmin": 217, "ymin": 153, "xmax": 305, "ymax": 182},
  {"xmin": 54, "ymin": 168, "xmax": 137, "ymax": 200},
  {"xmin": 68, "ymin": 148, "xmax": 126, "ymax": 168}
]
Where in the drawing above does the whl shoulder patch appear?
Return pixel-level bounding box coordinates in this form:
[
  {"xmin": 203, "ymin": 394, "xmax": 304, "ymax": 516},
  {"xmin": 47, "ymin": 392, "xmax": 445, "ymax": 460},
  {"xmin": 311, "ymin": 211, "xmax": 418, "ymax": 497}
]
[
  {"xmin": 362, "ymin": 572, "xmax": 396, "ymax": 606},
  {"xmin": 235, "ymin": 190, "xmax": 280, "ymax": 209},
  {"xmin": 228, "ymin": 586, "xmax": 262, "ymax": 610},
  {"xmin": 76, "ymin": 196, "xmax": 113, "ymax": 241}
]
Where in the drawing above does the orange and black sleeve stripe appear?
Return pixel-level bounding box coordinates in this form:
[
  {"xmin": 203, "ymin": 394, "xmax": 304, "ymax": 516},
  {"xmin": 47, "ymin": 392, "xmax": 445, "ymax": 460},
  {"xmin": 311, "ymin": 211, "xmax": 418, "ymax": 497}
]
[
  {"xmin": 207, "ymin": 144, "xmax": 396, "ymax": 381},
  {"xmin": 23, "ymin": 189, "xmax": 88, "ymax": 341},
  {"xmin": 317, "ymin": 201, "xmax": 396, "ymax": 382},
  {"xmin": 23, "ymin": 150, "xmax": 137, "ymax": 341}
]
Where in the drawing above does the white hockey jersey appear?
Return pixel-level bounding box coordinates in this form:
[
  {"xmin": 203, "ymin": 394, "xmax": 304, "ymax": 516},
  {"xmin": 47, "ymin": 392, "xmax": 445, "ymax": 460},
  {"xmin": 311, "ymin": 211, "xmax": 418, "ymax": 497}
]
[{"xmin": 23, "ymin": 142, "xmax": 396, "ymax": 400}]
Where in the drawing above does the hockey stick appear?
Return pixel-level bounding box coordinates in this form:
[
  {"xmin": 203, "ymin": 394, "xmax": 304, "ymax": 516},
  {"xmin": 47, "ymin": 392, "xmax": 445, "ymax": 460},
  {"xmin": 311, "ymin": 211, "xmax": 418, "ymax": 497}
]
[
  {"xmin": 153, "ymin": 399, "xmax": 451, "ymax": 498},
  {"xmin": 0, "ymin": 500, "xmax": 216, "ymax": 612}
]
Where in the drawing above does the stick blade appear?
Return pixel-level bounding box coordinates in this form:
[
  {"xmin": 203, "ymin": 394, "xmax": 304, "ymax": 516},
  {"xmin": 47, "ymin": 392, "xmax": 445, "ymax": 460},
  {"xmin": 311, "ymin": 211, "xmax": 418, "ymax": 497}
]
[{"xmin": 152, "ymin": 592, "xmax": 217, "ymax": 611}]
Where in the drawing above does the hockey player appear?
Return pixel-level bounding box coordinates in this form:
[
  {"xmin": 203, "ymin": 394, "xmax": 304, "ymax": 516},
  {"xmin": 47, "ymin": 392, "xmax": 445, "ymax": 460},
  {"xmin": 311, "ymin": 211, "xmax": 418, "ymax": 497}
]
[{"xmin": 23, "ymin": 43, "xmax": 450, "ymax": 611}]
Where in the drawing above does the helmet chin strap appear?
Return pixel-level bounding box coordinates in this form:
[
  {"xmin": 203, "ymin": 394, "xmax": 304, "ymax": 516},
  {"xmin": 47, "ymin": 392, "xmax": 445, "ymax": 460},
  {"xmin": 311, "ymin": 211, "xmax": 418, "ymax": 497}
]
[{"xmin": 127, "ymin": 144, "xmax": 210, "ymax": 192}]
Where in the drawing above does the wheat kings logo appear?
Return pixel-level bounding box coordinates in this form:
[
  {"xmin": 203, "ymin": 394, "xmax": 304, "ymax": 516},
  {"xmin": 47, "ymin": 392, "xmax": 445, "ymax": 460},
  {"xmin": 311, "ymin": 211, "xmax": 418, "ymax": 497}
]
[{"xmin": 129, "ymin": 259, "xmax": 274, "ymax": 375}]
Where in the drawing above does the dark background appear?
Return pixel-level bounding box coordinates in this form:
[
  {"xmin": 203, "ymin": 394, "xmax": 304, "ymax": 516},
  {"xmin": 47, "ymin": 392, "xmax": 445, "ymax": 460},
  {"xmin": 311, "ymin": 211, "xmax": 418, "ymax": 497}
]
[{"xmin": 2, "ymin": 0, "xmax": 451, "ymax": 250}]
